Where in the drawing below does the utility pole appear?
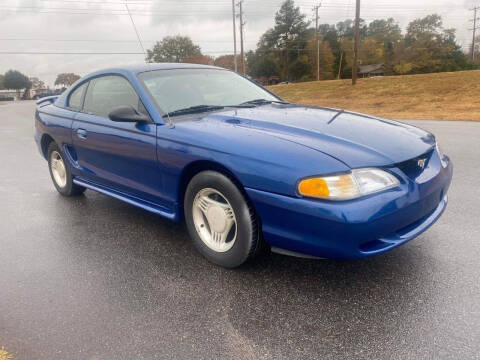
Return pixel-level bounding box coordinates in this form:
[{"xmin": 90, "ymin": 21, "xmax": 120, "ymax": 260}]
[
  {"xmin": 470, "ymin": 6, "xmax": 480, "ymax": 62},
  {"xmin": 352, "ymin": 0, "xmax": 361, "ymax": 85},
  {"xmin": 232, "ymin": 0, "xmax": 238, "ymax": 72},
  {"xmin": 314, "ymin": 3, "xmax": 322, "ymax": 81},
  {"xmin": 238, "ymin": 1, "xmax": 246, "ymax": 75}
]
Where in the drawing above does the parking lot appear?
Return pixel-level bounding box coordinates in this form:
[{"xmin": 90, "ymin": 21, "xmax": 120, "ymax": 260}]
[{"xmin": 0, "ymin": 101, "xmax": 479, "ymax": 359}]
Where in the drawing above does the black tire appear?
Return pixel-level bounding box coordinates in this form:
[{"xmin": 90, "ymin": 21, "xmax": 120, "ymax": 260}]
[
  {"xmin": 184, "ymin": 171, "xmax": 262, "ymax": 268},
  {"xmin": 47, "ymin": 142, "xmax": 85, "ymax": 197}
]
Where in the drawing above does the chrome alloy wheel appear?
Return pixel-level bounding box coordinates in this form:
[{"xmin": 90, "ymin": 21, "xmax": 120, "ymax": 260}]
[
  {"xmin": 192, "ymin": 188, "xmax": 237, "ymax": 253},
  {"xmin": 50, "ymin": 150, "xmax": 67, "ymax": 188}
]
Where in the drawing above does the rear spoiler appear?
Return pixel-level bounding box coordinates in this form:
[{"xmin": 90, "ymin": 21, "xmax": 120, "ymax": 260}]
[{"xmin": 36, "ymin": 95, "xmax": 59, "ymax": 106}]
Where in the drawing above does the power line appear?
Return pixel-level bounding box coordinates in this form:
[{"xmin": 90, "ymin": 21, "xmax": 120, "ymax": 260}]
[
  {"xmin": 1, "ymin": 2, "xmax": 467, "ymax": 11},
  {"xmin": 124, "ymin": 2, "xmax": 145, "ymax": 57},
  {"xmin": 0, "ymin": 6, "xmax": 471, "ymax": 20},
  {"xmin": 0, "ymin": 51, "xmax": 145, "ymax": 54},
  {"xmin": 0, "ymin": 46, "xmax": 466, "ymax": 56},
  {"xmin": 11, "ymin": 0, "xmax": 471, "ymax": 9},
  {"xmin": 0, "ymin": 1, "xmax": 474, "ymax": 59}
]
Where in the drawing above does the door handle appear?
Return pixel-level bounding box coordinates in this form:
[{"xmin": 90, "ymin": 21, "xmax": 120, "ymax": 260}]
[{"xmin": 76, "ymin": 128, "xmax": 87, "ymax": 139}]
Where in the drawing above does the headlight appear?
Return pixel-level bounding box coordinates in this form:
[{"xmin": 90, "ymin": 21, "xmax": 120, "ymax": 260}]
[
  {"xmin": 436, "ymin": 143, "xmax": 448, "ymax": 168},
  {"xmin": 298, "ymin": 168, "xmax": 399, "ymax": 201}
]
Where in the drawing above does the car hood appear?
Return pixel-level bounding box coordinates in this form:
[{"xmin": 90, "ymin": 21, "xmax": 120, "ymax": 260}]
[{"xmin": 196, "ymin": 104, "xmax": 435, "ymax": 168}]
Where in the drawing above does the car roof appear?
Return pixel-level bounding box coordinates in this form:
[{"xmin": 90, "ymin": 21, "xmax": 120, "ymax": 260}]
[
  {"xmin": 53, "ymin": 63, "xmax": 229, "ymax": 121},
  {"xmin": 97, "ymin": 63, "xmax": 225, "ymax": 75}
]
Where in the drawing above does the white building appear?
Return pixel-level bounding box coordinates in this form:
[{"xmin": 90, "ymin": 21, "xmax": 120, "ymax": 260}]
[{"xmin": 0, "ymin": 89, "xmax": 20, "ymax": 101}]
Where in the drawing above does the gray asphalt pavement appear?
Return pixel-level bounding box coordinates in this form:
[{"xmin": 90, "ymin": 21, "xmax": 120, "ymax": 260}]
[{"xmin": 0, "ymin": 101, "xmax": 479, "ymax": 360}]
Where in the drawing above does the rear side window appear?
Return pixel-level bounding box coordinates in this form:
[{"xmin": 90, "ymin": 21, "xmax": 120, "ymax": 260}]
[
  {"xmin": 83, "ymin": 75, "xmax": 139, "ymax": 118},
  {"xmin": 68, "ymin": 82, "xmax": 88, "ymax": 110}
]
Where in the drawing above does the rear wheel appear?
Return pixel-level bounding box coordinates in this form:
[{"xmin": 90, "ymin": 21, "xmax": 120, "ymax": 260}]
[
  {"xmin": 47, "ymin": 142, "xmax": 85, "ymax": 197},
  {"xmin": 184, "ymin": 171, "xmax": 262, "ymax": 268}
]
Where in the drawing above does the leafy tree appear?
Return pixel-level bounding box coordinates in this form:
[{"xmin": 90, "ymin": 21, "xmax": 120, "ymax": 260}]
[
  {"xmin": 260, "ymin": 0, "xmax": 310, "ymax": 80},
  {"xmin": 367, "ymin": 18, "xmax": 402, "ymax": 64},
  {"xmin": 438, "ymin": 29, "xmax": 473, "ymax": 72},
  {"xmin": 289, "ymin": 56, "xmax": 312, "ymax": 81},
  {"xmin": 30, "ymin": 77, "xmax": 45, "ymax": 89},
  {"xmin": 214, "ymin": 54, "xmax": 244, "ymax": 71},
  {"xmin": 4, "ymin": 70, "xmax": 32, "ymax": 92},
  {"xmin": 332, "ymin": 19, "xmax": 384, "ymax": 77},
  {"xmin": 270, "ymin": 0, "xmax": 310, "ymax": 43},
  {"xmin": 55, "ymin": 73, "xmax": 80, "ymax": 87},
  {"xmin": 367, "ymin": 18, "xmax": 402, "ymax": 44},
  {"xmin": 316, "ymin": 24, "xmax": 344, "ymax": 78},
  {"xmin": 469, "ymin": 35, "xmax": 480, "ymax": 64},
  {"xmin": 318, "ymin": 24, "xmax": 340, "ymax": 48},
  {"xmin": 183, "ymin": 54, "xmax": 214, "ymax": 65},
  {"xmin": 393, "ymin": 62, "xmax": 414, "ymax": 74},
  {"xmin": 146, "ymin": 36, "xmax": 201, "ymax": 63},
  {"xmin": 339, "ymin": 38, "xmax": 354, "ymax": 73},
  {"xmin": 405, "ymin": 14, "xmax": 443, "ymax": 44},
  {"xmin": 336, "ymin": 19, "xmax": 367, "ymax": 39},
  {"xmin": 360, "ymin": 38, "xmax": 385, "ymax": 65},
  {"xmin": 392, "ymin": 14, "xmax": 469, "ymax": 74},
  {"xmin": 0, "ymin": 74, "xmax": 4, "ymax": 90},
  {"xmin": 249, "ymin": 56, "xmax": 280, "ymax": 78},
  {"xmin": 305, "ymin": 36, "xmax": 335, "ymax": 79},
  {"xmin": 250, "ymin": 11, "xmax": 472, "ymax": 81}
]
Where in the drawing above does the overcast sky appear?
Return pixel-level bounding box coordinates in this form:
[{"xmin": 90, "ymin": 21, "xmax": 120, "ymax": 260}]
[{"xmin": 0, "ymin": 0, "xmax": 476, "ymax": 86}]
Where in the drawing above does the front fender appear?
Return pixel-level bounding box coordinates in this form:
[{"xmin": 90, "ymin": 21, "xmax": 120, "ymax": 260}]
[{"xmin": 156, "ymin": 123, "xmax": 350, "ymax": 207}]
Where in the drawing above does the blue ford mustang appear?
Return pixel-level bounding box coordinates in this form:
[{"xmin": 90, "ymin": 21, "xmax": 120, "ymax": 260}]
[{"xmin": 34, "ymin": 63, "xmax": 453, "ymax": 267}]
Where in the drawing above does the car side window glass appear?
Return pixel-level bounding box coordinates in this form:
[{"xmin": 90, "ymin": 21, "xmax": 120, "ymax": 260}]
[
  {"xmin": 83, "ymin": 75, "xmax": 140, "ymax": 118},
  {"xmin": 68, "ymin": 82, "xmax": 88, "ymax": 110}
]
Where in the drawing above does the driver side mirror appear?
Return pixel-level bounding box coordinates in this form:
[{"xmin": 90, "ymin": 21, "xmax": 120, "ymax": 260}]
[{"xmin": 108, "ymin": 105, "xmax": 151, "ymax": 123}]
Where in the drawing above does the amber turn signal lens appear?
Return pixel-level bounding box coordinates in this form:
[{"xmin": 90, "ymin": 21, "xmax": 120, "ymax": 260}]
[
  {"xmin": 298, "ymin": 178, "xmax": 330, "ymax": 197},
  {"xmin": 298, "ymin": 169, "xmax": 399, "ymax": 201}
]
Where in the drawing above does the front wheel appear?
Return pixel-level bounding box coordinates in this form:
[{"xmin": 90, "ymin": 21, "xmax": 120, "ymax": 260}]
[
  {"xmin": 47, "ymin": 142, "xmax": 85, "ymax": 197},
  {"xmin": 184, "ymin": 171, "xmax": 262, "ymax": 268}
]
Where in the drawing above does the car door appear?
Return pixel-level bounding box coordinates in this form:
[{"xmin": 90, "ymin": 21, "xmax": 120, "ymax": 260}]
[
  {"xmin": 72, "ymin": 75, "xmax": 165, "ymax": 206},
  {"xmin": 40, "ymin": 82, "xmax": 88, "ymax": 163}
]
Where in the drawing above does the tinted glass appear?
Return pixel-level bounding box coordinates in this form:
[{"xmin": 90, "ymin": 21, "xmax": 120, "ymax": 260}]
[
  {"xmin": 84, "ymin": 75, "xmax": 139, "ymax": 118},
  {"xmin": 68, "ymin": 82, "xmax": 88, "ymax": 110},
  {"xmin": 138, "ymin": 69, "xmax": 279, "ymax": 115}
]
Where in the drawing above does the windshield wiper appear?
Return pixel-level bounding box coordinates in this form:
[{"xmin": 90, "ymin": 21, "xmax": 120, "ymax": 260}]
[
  {"xmin": 239, "ymin": 99, "xmax": 289, "ymax": 106},
  {"xmin": 165, "ymin": 105, "xmax": 225, "ymax": 117},
  {"xmin": 165, "ymin": 100, "xmax": 286, "ymax": 117},
  {"xmin": 166, "ymin": 103, "xmax": 263, "ymax": 117}
]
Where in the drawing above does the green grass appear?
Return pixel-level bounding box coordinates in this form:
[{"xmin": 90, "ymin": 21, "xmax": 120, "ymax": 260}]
[{"xmin": 268, "ymin": 70, "xmax": 480, "ymax": 121}]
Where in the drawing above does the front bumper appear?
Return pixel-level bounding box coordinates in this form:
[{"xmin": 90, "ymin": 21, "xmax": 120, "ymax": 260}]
[{"xmin": 246, "ymin": 155, "xmax": 453, "ymax": 260}]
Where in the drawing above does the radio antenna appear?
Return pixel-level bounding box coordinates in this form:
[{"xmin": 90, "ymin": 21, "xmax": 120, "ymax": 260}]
[{"xmin": 166, "ymin": 113, "xmax": 174, "ymax": 129}]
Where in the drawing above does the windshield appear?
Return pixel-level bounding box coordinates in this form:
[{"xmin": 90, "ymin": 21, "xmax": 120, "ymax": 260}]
[{"xmin": 138, "ymin": 68, "xmax": 280, "ymax": 115}]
